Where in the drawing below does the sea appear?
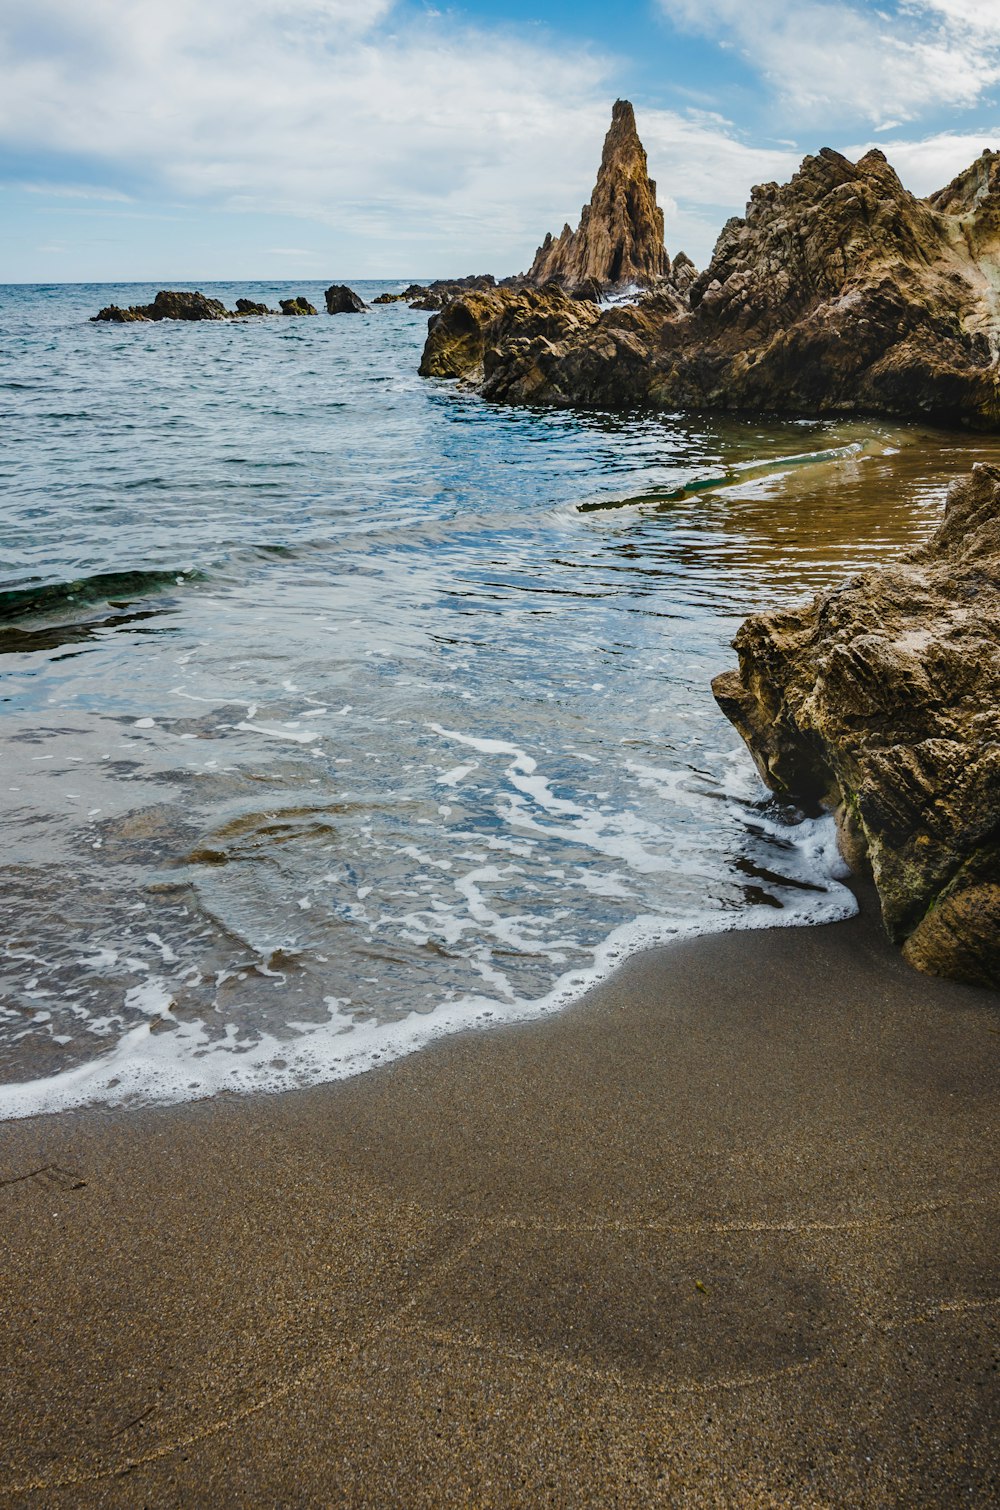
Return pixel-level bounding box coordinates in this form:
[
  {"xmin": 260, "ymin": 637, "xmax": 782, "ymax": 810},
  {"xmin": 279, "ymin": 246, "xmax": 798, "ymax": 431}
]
[{"xmin": 2, "ymin": 279, "xmax": 997, "ymax": 1120}]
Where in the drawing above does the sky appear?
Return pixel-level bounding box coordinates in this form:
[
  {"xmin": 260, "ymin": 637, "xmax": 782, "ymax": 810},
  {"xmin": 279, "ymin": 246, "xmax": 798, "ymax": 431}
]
[{"xmin": 1, "ymin": 0, "xmax": 999, "ymax": 283}]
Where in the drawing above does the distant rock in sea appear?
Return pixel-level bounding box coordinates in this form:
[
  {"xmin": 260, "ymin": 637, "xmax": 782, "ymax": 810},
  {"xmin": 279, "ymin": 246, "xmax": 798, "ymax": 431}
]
[
  {"xmin": 420, "ymin": 144, "xmax": 1000, "ymax": 428},
  {"xmin": 91, "ymin": 290, "xmax": 312, "ymax": 322},
  {"xmin": 234, "ymin": 298, "xmax": 277, "ymax": 316},
  {"xmin": 525, "ymin": 99, "xmax": 669, "ymax": 295},
  {"xmin": 280, "ymin": 296, "xmax": 318, "ymax": 316},
  {"xmin": 325, "ymin": 284, "xmax": 367, "ymax": 314},
  {"xmin": 714, "ymin": 463, "xmax": 1000, "ymax": 988},
  {"xmin": 92, "ymin": 290, "xmax": 231, "ymax": 323}
]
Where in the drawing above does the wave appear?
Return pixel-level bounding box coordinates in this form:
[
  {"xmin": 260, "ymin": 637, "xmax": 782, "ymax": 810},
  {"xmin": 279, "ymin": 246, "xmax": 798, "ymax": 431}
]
[
  {"xmin": 577, "ymin": 440, "xmax": 871, "ymax": 513},
  {"xmin": 0, "ymin": 567, "xmax": 203, "ymax": 623}
]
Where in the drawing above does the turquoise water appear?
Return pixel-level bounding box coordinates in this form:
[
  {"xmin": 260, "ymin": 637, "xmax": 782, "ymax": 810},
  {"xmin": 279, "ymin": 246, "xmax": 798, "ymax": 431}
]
[{"xmin": 2, "ymin": 280, "xmax": 996, "ymax": 1117}]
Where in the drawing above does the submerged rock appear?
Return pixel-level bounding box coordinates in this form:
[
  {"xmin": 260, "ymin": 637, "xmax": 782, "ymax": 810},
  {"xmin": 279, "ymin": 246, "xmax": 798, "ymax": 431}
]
[
  {"xmin": 280, "ymin": 296, "xmax": 318, "ymax": 316},
  {"xmin": 422, "ymin": 145, "xmax": 1000, "ymax": 427},
  {"xmin": 525, "ymin": 99, "xmax": 668, "ymax": 293},
  {"xmin": 324, "ymin": 284, "xmax": 367, "ymax": 314},
  {"xmin": 713, "ymin": 464, "xmax": 1000, "ymax": 988}
]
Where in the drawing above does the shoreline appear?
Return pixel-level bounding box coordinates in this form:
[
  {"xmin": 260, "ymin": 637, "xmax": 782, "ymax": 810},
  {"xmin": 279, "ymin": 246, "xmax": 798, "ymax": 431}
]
[{"xmin": 1, "ymin": 884, "xmax": 997, "ymax": 1505}]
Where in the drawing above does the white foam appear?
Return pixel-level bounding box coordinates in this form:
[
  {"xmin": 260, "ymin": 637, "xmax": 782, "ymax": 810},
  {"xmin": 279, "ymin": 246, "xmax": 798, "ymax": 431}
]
[
  {"xmin": 236, "ymin": 721, "xmax": 319, "ymax": 745},
  {"xmin": 0, "ymin": 808, "xmax": 856, "ymax": 1124}
]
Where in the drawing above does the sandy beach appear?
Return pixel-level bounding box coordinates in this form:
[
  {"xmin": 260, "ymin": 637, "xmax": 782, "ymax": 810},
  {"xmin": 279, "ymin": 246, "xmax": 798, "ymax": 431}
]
[{"xmin": 1, "ymin": 883, "xmax": 997, "ymax": 1506}]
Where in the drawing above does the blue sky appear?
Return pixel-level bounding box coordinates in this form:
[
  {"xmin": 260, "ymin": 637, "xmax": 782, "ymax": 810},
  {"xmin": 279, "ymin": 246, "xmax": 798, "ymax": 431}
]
[{"xmin": 1, "ymin": 0, "xmax": 999, "ymax": 282}]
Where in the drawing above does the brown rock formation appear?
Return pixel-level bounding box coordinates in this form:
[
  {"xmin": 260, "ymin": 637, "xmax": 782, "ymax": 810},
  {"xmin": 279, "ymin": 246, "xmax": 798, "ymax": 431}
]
[
  {"xmin": 712, "ymin": 464, "xmax": 1000, "ymax": 988},
  {"xmin": 422, "ymin": 145, "xmax": 1000, "ymax": 427},
  {"xmin": 418, "ymin": 286, "xmax": 603, "ymax": 390},
  {"xmin": 526, "ymin": 100, "xmax": 668, "ymax": 292}
]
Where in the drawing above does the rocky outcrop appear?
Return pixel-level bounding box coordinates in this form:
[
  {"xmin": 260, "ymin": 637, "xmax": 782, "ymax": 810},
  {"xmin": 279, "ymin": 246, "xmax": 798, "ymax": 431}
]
[
  {"xmin": 325, "ymin": 284, "xmax": 367, "ymax": 313},
  {"xmin": 92, "ymin": 290, "xmax": 231, "ymax": 322},
  {"xmin": 420, "ymin": 282, "xmax": 687, "ymax": 401},
  {"xmin": 92, "ymin": 291, "xmax": 305, "ymax": 321},
  {"xmin": 419, "ymin": 286, "xmax": 604, "ymax": 390},
  {"xmin": 234, "ymin": 299, "xmax": 276, "ymax": 316},
  {"xmin": 421, "ymin": 145, "xmax": 1000, "ymax": 427},
  {"xmin": 403, "ymin": 275, "xmax": 500, "ymax": 311},
  {"xmin": 280, "ymin": 297, "xmax": 318, "ymax": 316},
  {"xmin": 712, "ymin": 464, "xmax": 1000, "ymax": 988},
  {"xmin": 526, "ymin": 100, "xmax": 668, "ymax": 293}
]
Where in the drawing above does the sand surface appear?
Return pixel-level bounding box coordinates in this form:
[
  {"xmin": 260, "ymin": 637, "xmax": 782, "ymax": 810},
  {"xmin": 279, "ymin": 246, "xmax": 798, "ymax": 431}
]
[{"xmin": 1, "ymin": 887, "xmax": 997, "ymax": 1507}]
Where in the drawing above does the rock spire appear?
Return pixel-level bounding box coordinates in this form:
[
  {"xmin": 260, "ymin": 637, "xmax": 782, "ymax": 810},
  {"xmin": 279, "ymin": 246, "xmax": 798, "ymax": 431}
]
[{"xmin": 526, "ymin": 99, "xmax": 668, "ymax": 292}]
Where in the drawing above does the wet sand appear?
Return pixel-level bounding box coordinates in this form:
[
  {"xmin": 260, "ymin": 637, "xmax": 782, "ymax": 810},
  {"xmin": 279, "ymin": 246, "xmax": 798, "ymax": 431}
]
[{"xmin": 0, "ymin": 884, "xmax": 997, "ymax": 1507}]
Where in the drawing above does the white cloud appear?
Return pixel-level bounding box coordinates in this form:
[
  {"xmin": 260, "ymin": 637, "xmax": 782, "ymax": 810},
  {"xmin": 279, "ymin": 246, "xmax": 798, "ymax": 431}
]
[
  {"xmin": 0, "ymin": 0, "xmax": 618, "ymax": 272},
  {"xmin": 659, "ymin": 0, "xmax": 1000, "ymax": 124},
  {"xmin": 846, "ymin": 128, "xmax": 1000, "ymax": 195}
]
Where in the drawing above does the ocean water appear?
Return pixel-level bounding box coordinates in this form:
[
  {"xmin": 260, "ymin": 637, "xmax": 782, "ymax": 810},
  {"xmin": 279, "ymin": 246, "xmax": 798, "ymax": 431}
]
[{"xmin": 2, "ymin": 279, "xmax": 997, "ymax": 1120}]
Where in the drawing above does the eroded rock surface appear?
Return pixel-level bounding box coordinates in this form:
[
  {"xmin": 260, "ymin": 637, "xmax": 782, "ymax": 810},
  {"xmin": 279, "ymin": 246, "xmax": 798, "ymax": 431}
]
[
  {"xmin": 418, "ymin": 286, "xmax": 604, "ymax": 392},
  {"xmin": 422, "ymin": 146, "xmax": 1000, "ymax": 426},
  {"xmin": 713, "ymin": 464, "xmax": 1000, "ymax": 987},
  {"xmin": 526, "ymin": 99, "xmax": 668, "ymax": 293}
]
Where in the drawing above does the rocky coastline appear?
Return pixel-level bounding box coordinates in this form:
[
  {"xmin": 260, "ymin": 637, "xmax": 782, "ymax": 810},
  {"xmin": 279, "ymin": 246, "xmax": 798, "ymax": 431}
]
[
  {"xmin": 421, "ymin": 144, "xmax": 1000, "ymax": 429},
  {"xmin": 714, "ymin": 464, "xmax": 1000, "ymax": 988}
]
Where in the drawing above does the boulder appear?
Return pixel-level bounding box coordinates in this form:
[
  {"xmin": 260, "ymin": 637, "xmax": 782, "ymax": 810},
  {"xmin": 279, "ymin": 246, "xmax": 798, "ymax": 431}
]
[
  {"xmin": 324, "ymin": 284, "xmax": 367, "ymax": 314},
  {"xmin": 525, "ymin": 100, "xmax": 668, "ymax": 293},
  {"xmin": 279, "ymin": 297, "xmax": 318, "ymax": 316},
  {"xmin": 421, "ymin": 145, "xmax": 1000, "ymax": 427},
  {"xmin": 712, "ymin": 464, "xmax": 1000, "ymax": 988},
  {"xmin": 372, "ymin": 292, "xmax": 408, "ymax": 304}
]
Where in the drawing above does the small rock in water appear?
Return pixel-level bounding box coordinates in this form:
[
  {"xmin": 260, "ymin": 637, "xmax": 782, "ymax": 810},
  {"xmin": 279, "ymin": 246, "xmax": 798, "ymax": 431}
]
[
  {"xmin": 279, "ymin": 296, "xmax": 318, "ymax": 317},
  {"xmin": 324, "ymin": 284, "xmax": 367, "ymax": 314}
]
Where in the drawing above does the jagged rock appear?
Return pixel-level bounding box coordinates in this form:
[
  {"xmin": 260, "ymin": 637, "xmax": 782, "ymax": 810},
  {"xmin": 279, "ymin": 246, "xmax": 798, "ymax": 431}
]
[
  {"xmin": 420, "ymin": 283, "xmax": 685, "ymax": 403},
  {"xmin": 419, "ymin": 286, "xmax": 603, "ymax": 392},
  {"xmin": 422, "ymin": 145, "xmax": 1000, "ymax": 427},
  {"xmin": 525, "ymin": 100, "xmax": 668, "ymax": 293},
  {"xmin": 403, "ymin": 275, "xmax": 498, "ymax": 311},
  {"xmin": 279, "ymin": 297, "xmax": 318, "ymax": 316},
  {"xmin": 91, "ymin": 290, "xmax": 230, "ymax": 323},
  {"xmin": 372, "ymin": 292, "xmax": 408, "ymax": 304},
  {"xmin": 92, "ymin": 304, "xmax": 151, "ymax": 323},
  {"xmin": 325, "ymin": 284, "xmax": 367, "ymax": 314},
  {"xmin": 712, "ymin": 464, "xmax": 1000, "ymax": 988},
  {"xmin": 234, "ymin": 299, "xmax": 276, "ymax": 316}
]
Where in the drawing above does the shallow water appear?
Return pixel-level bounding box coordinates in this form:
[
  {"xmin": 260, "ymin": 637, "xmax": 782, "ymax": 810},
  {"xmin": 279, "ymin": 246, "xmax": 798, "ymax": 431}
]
[{"xmin": 2, "ymin": 280, "xmax": 997, "ymax": 1117}]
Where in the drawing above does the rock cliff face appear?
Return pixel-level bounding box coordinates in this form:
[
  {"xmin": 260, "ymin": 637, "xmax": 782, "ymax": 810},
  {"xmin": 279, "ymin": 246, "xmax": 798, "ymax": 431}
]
[
  {"xmin": 526, "ymin": 100, "xmax": 668, "ymax": 293},
  {"xmin": 713, "ymin": 464, "xmax": 1000, "ymax": 988},
  {"xmin": 422, "ymin": 146, "xmax": 1000, "ymax": 427}
]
